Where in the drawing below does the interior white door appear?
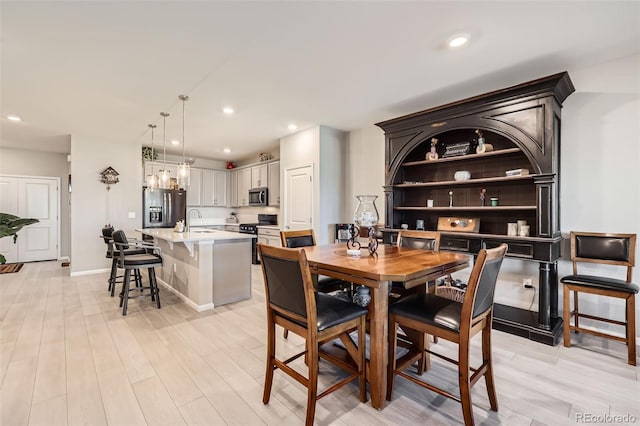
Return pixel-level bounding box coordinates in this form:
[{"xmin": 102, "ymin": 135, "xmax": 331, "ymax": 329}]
[
  {"xmin": 17, "ymin": 177, "xmax": 59, "ymax": 262},
  {"xmin": 0, "ymin": 176, "xmax": 19, "ymax": 263},
  {"xmin": 284, "ymin": 164, "xmax": 313, "ymax": 231}
]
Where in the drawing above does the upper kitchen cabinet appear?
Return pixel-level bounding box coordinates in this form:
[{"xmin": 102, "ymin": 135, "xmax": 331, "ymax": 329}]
[
  {"xmin": 187, "ymin": 168, "xmax": 203, "ymax": 206},
  {"xmin": 251, "ymin": 164, "xmax": 268, "ymax": 188},
  {"xmin": 202, "ymin": 169, "xmax": 227, "ymax": 207},
  {"xmin": 229, "ymin": 170, "xmax": 238, "ymax": 207},
  {"xmin": 236, "ymin": 168, "xmax": 252, "ymax": 207},
  {"xmin": 268, "ymin": 161, "xmax": 280, "ymax": 206},
  {"xmin": 280, "ymin": 126, "xmax": 346, "ymax": 244}
]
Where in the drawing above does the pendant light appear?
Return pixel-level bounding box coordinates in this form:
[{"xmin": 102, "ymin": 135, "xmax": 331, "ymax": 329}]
[
  {"xmin": 176, "ymin": 94, "xmax": 190, "ymax": 188},
  {"xmin": 159, "ymin": 112, "xmax": 171, "ymax": 189},
  {"xmin": 145, "ymin": 124, "xmax": 159, "ymax": 190}
]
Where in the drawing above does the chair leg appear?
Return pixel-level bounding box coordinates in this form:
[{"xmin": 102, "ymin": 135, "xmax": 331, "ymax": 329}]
[
  {"xmin": 358, "ymin": 316, "xmax": 367, "ymax": 402},
  {"xmin": 482, "ymin": 317, "xmax": 498, "ymax": 411},
  {"xmin": 150, "ymin": 267, "xmax": 161, "ymax": 309},
  {"xmin": 386, "ymin": 319, "xmax": 398, "ymax": 401},
  {"xmin": 108, "ymin": 258, "xmax": 118, "ymax": 295},
  {"xmin": 262, "ymin": 313, "xmax": 276, "ymax": 405},
  {"xmin": 573, "ymin": 290, "xmax": 580, "ymax": 331},
  {"xmin": 121, "ymin": 269, "xmax": 131, "ymax": 316},
  {"xmin": 458, "ymin": 336, "xmax": 474, "ymax": 426},
  {"xmin": 563, "ymin": 285, "xmax": 571, "ymax": 347},
  {"xmin": 627, "ymin": 295, "xmax": 636, "ymax": 366},
  {"xmin": 305, "ymin": 341, "xmax": 319, "ymax": 426}
]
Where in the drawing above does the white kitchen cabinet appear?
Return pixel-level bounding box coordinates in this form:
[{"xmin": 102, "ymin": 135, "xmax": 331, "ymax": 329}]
[
  {"xmin": 229, "ymin": 170, "xmax": 238, "ymax": 207},
  {"xmin": 257, "ymin": 227, "xmax": 281, "ymax": 261},
  {"xmin": 187, "ymin": 168, "xmax": 203, "ymax": 206},
  {"xmin": 268, "ymin": 161, "xmax": 280, "ymax": 206},
  {"xmin": 237, "ymin": 168, "xmax": 252, "ymax": 206},
  {"xmin": 201, "ymin": 169, "xmax": 226, "ymax": 207},
  {"xmin": 251, "ymin": 164, "xmax": 268, "ymax": 188}
]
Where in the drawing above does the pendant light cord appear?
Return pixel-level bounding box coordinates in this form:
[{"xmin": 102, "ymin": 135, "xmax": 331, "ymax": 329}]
[
  {"xmin": 179, "ymin": 95, "xmax": 189, "ymax": 162},
  {"xmin": 160, "ymin": 112, "xmax": 169, "ymax": 169}
]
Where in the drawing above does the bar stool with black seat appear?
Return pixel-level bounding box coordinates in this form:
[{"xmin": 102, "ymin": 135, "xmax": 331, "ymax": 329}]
[
  {"xmin": 561, "ymin": 231, "xmax": 637, "ymax": 365},
  {"xmin": 258, "ymin": 243, "xmax": 367, "ymax": 426},
  {"xmin": 280, "ymin": 229, "xmax": 352, "ymax": 338},
  {"xmin": 112, "ymin": 230, "xmax": 163, "ymax": 316},
  {"xmin": 101, "ymin": 225, "xmax": 146, "ymax": 297},
  {"xmin": 387, "ymin": 243, "xmax": 508, "ymax": 426}
]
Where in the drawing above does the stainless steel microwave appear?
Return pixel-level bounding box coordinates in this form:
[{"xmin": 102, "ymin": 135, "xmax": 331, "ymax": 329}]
[{"xmin": 248, "ymin": 187, "xmax": 268, "ymax": 206}]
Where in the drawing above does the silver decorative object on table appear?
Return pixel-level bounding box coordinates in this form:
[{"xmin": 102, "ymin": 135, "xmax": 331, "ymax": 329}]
[{"xmin": 352, "ymin": 285, "xmax": 371, "ymax": 307}]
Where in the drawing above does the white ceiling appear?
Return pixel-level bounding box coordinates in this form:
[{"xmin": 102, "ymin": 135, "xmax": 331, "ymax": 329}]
[{"xmin": 1, "ymin": 1, "xmax": 639, "ymax": 161}]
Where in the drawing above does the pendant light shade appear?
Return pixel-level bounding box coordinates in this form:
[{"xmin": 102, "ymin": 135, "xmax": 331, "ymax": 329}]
[
  {"xmin": 145, "ymin": 124, "xmax": 159, "ymax": 191},
  {"xmin": 177, "ymin": 94, "xmax": 190, "ymax": 188},
  {"xmin": 159, "ymin": 112, "xmax": 171, "ymax": 189}
]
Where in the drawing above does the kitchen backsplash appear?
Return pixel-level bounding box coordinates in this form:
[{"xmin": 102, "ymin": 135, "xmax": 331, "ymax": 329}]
[{"xmin": 193, "ymin": 205, "xmax": 279, "ymax": 225}]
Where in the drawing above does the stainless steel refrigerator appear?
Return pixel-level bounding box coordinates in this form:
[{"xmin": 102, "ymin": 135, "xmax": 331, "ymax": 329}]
[{"xmin": 142, "ymin": 188, "xmax": 187, "ymax": 228}]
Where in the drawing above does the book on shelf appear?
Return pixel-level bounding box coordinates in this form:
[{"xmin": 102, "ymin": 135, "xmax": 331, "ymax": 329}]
[{"xmin": 505, "ymin": 168, "xmax": 529, "ymax": 177}]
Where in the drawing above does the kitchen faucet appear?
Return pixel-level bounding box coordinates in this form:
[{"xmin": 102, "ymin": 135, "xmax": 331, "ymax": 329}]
[{"xmin": 186, "ymin": 208, "xmax": 202, "ymax": 232}]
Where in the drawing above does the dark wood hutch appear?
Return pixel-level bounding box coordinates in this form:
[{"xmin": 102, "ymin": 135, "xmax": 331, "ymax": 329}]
[{"xmin": 376, "ymin": 72, "xmax": 575, "ymax": 345}]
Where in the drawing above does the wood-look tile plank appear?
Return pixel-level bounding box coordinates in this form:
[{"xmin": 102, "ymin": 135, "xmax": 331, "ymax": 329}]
[
  {"xmin": 177, "ymin": 396, "xmax": 225, "ymax": 426},
  {"xmin": 28, "ymin": 394, "xmax": 68, "ymax": 426},
  {"xmin": 106, "ymin": 318, "xmax": 156, "ymax": 384},
  {"xmin": 133, "ymin": 376, "xmax": 186, "ymax": 426},
  {"xmin": 0, "ymin": 356, "xmax": 38, "ymax": 425}
]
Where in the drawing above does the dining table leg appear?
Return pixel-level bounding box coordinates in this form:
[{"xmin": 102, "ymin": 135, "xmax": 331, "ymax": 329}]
[{"xmin": 368, "ymin": 280, "xmax": 389, "ymax": 410}]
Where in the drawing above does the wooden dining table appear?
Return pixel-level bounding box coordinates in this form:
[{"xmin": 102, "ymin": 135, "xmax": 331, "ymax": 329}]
[{"xmin": 302, "ymin": 243, "xmax": 471, "ymax": 410}]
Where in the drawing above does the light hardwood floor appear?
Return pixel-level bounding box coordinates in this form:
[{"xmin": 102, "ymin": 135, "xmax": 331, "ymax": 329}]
[{"xmin": 1, "ymin": 261, "xmax": 638, "ymax": 425}]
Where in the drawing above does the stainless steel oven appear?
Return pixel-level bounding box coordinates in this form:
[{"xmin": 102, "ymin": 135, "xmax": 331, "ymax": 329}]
[{"xmin": 248, "ymin": 187, "xmax": 268, "ymax": 206}]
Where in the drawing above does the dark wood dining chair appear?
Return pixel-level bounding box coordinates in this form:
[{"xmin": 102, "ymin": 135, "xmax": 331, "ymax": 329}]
[
  {"xmin": 387, "ymin": 243, "xmax": 508, "ymax": 426},
  {"xmin": 280, "ymin": 229, "xmax": 352, "ymax": 338},
  {"xmin": 258, "ymin": 243, "xmax": 367, "ymax": 426},
  {"xmin": 561, "ymin": 231, "xmax": 637, "ymax": 365},
  {"xmin": 392, "ymin": 230, "xmax": 442, "ymax": 298}
]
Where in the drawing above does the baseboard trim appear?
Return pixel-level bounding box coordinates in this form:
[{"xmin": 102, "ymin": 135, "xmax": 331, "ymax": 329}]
[
  {"xmin": 70, "ymin": 268, "xmax": 110, "ymax": 277},
  {"xmin": 156, "ymin": 278, "xmax": 214, "ymax": 312}
]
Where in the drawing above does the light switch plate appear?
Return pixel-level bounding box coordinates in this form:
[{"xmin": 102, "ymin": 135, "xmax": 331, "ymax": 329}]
[{"xmin": 128, "ymin": 211, "xmax": 136, "ymax": 219}]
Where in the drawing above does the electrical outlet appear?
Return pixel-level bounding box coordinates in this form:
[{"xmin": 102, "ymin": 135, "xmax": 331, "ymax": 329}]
[{"xmin": 522, "ymin": 277, "xmax": 533, "ymax": 289}]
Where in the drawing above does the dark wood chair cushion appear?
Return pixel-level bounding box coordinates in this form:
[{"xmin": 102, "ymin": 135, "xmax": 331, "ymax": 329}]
[
  {"xmin": 120, "ymin": 253, "xmax": 163, "ymax": 267},
  {"xmin": 561, "ymin": 274, "xmax": 638, "ymax": 294}
]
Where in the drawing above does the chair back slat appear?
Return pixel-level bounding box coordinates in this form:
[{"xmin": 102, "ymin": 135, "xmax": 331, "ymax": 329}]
[
  {"xmin": 111, "ymin": 230, "xmax": 129, "ymax": 251},
  {"xmin": 261, "ymin": 252, "xmax": 308, "ymax": 318},
  {"xmin": 472, "ymin": 255, "xmax": 505, "ymax": 318},
  {"xmin": 571, "ymin": 232, "xmax": 636, "ymax": 282},
  {"xmin": 280, "ymin": 229, "xmax": 316, "ymax": 248},
  {"xmin": 397, "ymin": 230, "xmax": 441, "ymax": 251}
]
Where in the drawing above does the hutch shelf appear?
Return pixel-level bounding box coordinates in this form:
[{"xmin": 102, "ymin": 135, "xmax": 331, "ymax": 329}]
[{"xmin": 376, "ymin": 72, "xmax": 575, "ymax": 345}]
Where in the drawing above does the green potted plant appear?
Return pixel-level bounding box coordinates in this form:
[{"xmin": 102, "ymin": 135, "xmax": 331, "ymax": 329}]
[
  {"xmin": 142, "ymin": 146, "xmax": 157, "ymax": 161},
  {"xmin": 0, "ymin": 213, "xmax": 39, "ymax": 264}
]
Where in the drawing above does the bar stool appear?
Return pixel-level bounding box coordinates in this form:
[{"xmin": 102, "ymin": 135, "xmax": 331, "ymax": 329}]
[
  {"xmin": 101, "ymin": 225, "xmax": 146, "ymax": 297},
  {"xmin": 112, "ymin": 230, "xmax": 163, "ymax": 315}
]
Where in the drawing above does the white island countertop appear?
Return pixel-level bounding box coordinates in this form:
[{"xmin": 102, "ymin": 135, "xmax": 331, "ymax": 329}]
[{"xmin": 138, "ymin": 227, "xmax": 255, "ymax": 243}]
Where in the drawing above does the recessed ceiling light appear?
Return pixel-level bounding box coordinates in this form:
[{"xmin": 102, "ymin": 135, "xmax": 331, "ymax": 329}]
[
  {"xmin": 222, "ymin": 106, "xmax": 235, "ymax": 115},
  {"xmin": 171, "ymin": 139, "xmax": 180, "ymax": 145},
  {"xmin": 7, "ymin": 115, "xmax": 21, "ymax": 122},
  {"xmin": 288, "ymin": 123, "xmax": 298, "ymax": 131},
  {"xmin": 447, "ymin": 33, "xmax": 470, "ymax": 48},
  {"xmin": 223, "ymin": 148, "xmax": 231, "ymax": 154}
]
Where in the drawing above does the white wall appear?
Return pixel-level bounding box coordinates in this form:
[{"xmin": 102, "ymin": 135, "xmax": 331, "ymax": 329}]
[
  {"xmin": 70, "ymin": 136, "xmax": 142, "ymax": 274},
  {"xmin": 0, "ymin": 146, "xmax": 71, "ymax": 258},
  {"xmin": 345, "ymin": 54, "xmax": 640, "ymax": 337}
]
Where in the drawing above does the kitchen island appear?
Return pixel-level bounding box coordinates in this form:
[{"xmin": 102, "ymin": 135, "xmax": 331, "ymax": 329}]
[{"xmin": 138, "ymin": 228, "xmax": 255, "ymax": 311}]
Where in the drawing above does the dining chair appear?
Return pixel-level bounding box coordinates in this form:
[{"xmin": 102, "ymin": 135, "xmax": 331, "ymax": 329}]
[
  {"xmin": 112, "ymin": 230, "xmax": 163, "ymax": 315},
  {"xmin": 392, "ymin": 230, "xmax": 442, "ymax": 298},
  {"xmin": 101, "ymin": 225, "xmax": 146, "ymax": 296},
  {"xmin": 387, "ymin": 243, "xmax": 508, "ymax": 426},
  {"xmin": 561, "ymin": 231, "xmax": 637, "ymax": 365},
  {"xmin": 258, "ymin": 243, "xmax": 367, "ymax": 426},
  {"xmin": 280, "ymin": 229, "xmax": 352, "ymax": 338}
]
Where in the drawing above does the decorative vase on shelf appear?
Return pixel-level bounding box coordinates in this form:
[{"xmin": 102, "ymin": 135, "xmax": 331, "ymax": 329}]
[{"xmin": 352, "ymin": 195, "xmax": 380, "ymax": 254}]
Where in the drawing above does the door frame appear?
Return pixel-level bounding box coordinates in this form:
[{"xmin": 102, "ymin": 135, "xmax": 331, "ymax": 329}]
[{"xmin": 0, "ymin": 174, "xmax": 61, "ymax": 262}]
